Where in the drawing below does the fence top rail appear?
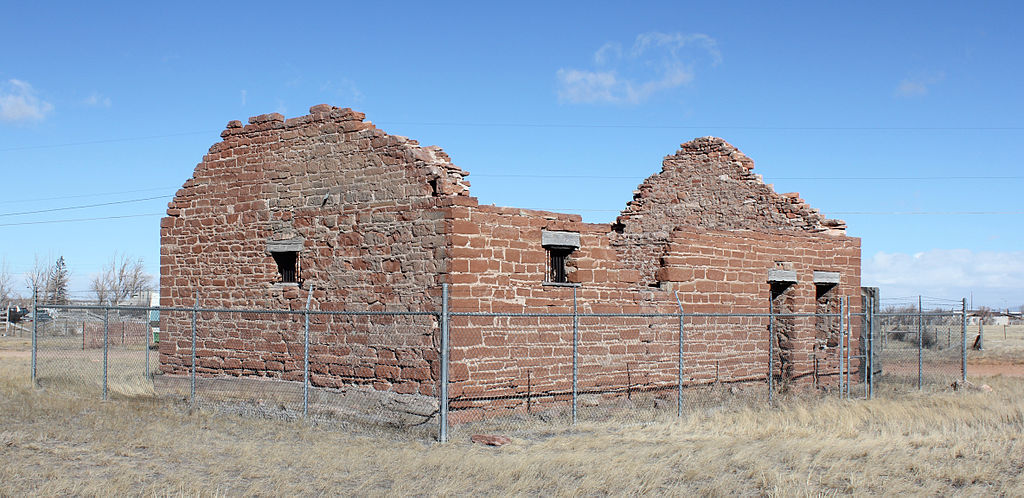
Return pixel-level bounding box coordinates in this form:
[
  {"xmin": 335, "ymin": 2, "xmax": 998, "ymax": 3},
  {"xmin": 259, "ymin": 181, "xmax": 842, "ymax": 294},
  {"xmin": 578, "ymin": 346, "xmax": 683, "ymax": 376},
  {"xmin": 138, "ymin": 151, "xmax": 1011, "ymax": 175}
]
[
  {"xmin": 452, "ymin": 312, "xmax": 846, "ymax": 318},
  {"xmin": 36, "ymin": 304, "xmax": 439, "ymax": 317},
  {"xmin": 35, "ymin": 303, "xmax": 875, "ymax": 319},
  {"xmin": 874, "ymin": 311, "xmax": 966, "ymax": 317}
]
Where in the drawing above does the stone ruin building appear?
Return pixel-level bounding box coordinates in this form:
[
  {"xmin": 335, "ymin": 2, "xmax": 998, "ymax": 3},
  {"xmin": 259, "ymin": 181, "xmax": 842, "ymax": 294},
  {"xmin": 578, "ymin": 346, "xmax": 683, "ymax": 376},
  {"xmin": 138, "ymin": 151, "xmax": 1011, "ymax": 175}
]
[{"xmin": 158, "ymin": 104, "xmax": 861, "ymax": 417}]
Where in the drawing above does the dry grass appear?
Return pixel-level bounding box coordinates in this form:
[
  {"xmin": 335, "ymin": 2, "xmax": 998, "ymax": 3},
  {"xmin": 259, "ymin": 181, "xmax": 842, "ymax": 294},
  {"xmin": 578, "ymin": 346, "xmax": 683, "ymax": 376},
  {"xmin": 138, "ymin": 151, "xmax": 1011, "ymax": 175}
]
[
  {"xmin": 1, "ymin": 337, "xmax": 1023, "ymax": 495},
  {"xmin": 969, "ymin": 324, "xmax": 1024, "ymax": 365}
]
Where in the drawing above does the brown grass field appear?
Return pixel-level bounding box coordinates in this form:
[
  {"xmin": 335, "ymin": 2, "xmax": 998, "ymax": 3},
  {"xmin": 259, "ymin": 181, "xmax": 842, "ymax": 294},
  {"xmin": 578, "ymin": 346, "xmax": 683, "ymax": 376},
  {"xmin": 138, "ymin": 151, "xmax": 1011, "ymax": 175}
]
[{"xmin": 1, "ymin": 327, "xmax": 1023, "ymax": 495}]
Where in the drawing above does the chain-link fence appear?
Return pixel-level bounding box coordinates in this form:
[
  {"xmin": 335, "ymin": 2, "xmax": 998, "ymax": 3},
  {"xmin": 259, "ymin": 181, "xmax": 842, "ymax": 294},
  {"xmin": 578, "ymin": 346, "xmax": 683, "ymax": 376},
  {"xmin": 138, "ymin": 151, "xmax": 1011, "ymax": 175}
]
[
  {"xmin": 26, "ymin": 288, "xmax": 972, "ymax": 442},
  {"xmin": 872, "ymin": 296, "xmax": 968, "ymax": 394},
  {"xmin": 32, "ymin": 305, "xmax": 156, "ymax": 400}
]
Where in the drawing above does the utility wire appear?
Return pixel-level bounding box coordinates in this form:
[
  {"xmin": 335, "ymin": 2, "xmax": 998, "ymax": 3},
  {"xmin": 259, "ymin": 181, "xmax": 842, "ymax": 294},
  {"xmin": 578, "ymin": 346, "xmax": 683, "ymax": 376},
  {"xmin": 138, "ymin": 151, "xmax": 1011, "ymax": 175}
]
[
  {"xmin": 832, "ymin": 211, "xmax": 1024, "ymax": 215},
  {"xmin": 0, "ymin": 131, "xmax": 217, "ymax": 152},
  {"xmin": 0, "ymin": 195, "xmax": 170, "ymax": 217},
  {"xmin": 525, "ymin": 207, "xmax": 1024, "ymax": 215},
  {"xmin": 0, "ymin": 213, "xmax": 163, "ymax": 227},
  {"xmin": 381, "ymin": 121, "xmax": 1024, "ymax": 131},
  {"xmin": 473, "ymin": 174, "xmax": 1024, "ymax": 180},
  {"xmin": 0, "ymin": 186, "xmax": 179, "ymax": 205},
  {"xmin": 4, "ymin": 122, "xmax": 1024, "ymax": 152}
]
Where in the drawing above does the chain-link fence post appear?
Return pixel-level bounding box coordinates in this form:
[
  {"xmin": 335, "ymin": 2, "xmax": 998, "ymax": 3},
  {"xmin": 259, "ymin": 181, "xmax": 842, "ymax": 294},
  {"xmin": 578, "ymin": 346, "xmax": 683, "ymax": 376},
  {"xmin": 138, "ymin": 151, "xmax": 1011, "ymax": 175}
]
[
  {"xmin": 978, "ymin": 320, "xmax": 984, "ymax": 351},
  {"xmin": 571, "ymin": 286, "xmax": 578, "ymax": 425},
  {"xmin": 845, "ymin": 297, "xmax": 851, "ymax": 398},
  {"xmin": 31, "ymin": 289, "xmax": 37, "ymax": 386},
  {"xmin": 838, "ymin": 297, "xmax": 844, "ymax": 398},
  {"xmin": 863, "ymin": 302, "xmax": 868, "ymax": 400},
  {"xmin": 303, "ymin": 286, "xmax": 314, "ymax": 418},
  {"xmin": 191, "ymin": 291, "xmax": 198, "ymax": 406},
  {"xmin": 768, "ymin": 297, "xmax": 774, "ymax": 405},
  {"xmin": 145, "ymin": 304, "xmax": 151, "ymax": 380},
  {"xmin": 961, "ymin": 297, "xmax": 967, "ymax": 382},
  {"xmin": 917, "ymin": 295, "xmax": 923, "ymax": 390},
  {"xmin": 868, "ymin": 297, "xmax": 875, "ymax": 399},
  {"xmin": 674, "ymin": 291, "xmax": 684, "ymax": 418},
  {"xmin": 439, "ymin": 283, "xmax": 449, "ymax": 443},
  {"xmin": 103, "ymin": 304, "xmax": 109, "ymax": 401}
]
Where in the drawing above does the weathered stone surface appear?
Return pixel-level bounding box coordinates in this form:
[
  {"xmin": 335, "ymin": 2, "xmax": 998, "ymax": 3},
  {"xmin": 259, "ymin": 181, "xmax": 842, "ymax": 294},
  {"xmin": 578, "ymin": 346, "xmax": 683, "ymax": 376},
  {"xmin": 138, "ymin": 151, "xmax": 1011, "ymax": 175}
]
[
  {"xmin": 813, "ymin": 271, "xmax": 841, "ymax": 284},
  {"xmin": 768, "ymin": 269, "xmax": 798, "ymax": 283},
  {"xmin": 541, "ymin": 230, "xmax": 581, "ymax": 248}
]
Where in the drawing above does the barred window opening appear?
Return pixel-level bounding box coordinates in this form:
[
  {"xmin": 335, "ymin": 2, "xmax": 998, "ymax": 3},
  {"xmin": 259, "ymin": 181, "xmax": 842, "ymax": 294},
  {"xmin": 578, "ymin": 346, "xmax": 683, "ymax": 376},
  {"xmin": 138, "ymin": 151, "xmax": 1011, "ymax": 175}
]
[
  {"xmin": 547, "ymin": 246, "xmax": 573, "ymax": 284},
  {"xmin": 272, "ymin": 251, "xmax": 298, "ymax": 283}
]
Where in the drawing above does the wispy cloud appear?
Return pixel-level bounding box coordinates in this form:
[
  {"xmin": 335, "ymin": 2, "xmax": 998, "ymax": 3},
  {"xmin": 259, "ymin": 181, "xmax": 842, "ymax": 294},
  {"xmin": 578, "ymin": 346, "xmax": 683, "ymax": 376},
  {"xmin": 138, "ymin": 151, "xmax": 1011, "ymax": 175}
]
[
  {"xmin": 82, "ymin": 92, "xmax": 111, "ymax": 108},
  {"xmin": 895, "ymin": 72, "xmax": 944, "ymax": 98},
  {"xmin": 557, "ymin": 32, "xmax": 720, "ymax": 105},
  {"xmin": 320, "ymin": 78, "xmax": 364, "ymax": 104},
  {"xmin": 863, "ymin": 249, "xmax": 1024, "ymax": 307},
  {"xmin": 241, "ymin": 89, "xmax": 247, "ymax": 107},
  {"xmin": 0, "ymin": 79, "xmax": 54, "ymax": 123}
]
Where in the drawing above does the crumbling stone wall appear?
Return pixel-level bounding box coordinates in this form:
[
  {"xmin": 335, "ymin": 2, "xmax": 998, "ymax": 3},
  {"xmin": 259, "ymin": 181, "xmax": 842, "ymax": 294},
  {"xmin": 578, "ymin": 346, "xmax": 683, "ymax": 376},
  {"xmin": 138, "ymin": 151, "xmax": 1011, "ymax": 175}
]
[
  {"xmin": 161, "ymin": 108, "xmax": 862, "ymax": 408},
  {"xmin": 611, "ymin": 137, "xmax": 846, "ymax": 287},
  {"xmin": 160, "ymin": 105, "xmax": 469, "ymax": 396}
]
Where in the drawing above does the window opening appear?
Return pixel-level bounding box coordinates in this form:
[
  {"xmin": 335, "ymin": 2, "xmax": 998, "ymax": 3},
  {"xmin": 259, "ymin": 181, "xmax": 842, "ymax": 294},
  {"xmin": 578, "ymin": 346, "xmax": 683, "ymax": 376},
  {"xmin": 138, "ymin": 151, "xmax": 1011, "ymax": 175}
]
[
  {"xmin": 547, "ymin": 246, "xmax": 574, "ymax": 284},
  {"xmin": 272, "ymin": 251, "xmax": 298, "ymax": 283}
]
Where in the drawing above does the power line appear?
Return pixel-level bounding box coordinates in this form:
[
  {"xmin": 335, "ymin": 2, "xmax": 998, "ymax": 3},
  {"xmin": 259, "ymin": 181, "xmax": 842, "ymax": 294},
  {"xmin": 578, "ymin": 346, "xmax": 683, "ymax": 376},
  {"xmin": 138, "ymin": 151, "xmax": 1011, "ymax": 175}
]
[
  {"xmin": 765, "ymin": 176, "xmax": 1024, "ymax": 181},
  {"xmin": 1, "ymin": 205, "xmax": 1019, "ymax": 228},
  {"xmin": 0, "ymin": 131, "xmax": 217, "ymax": 152},
  {"xmin": 0, "ymin": 186, "xmax": 179, "ymax": 206},
  {"xmin": 473, "ymin": 174, "xmax": 1024, "ymax": 181},
  {"xmin": 526, "ymin": 208, "xmax": 1024, "ymax": 216},
  {"xmin": 5, "ymin": 121, "xmax": 1024, "ymax": 153},
  {"xmin": 832, "ymin": 211, "xmax": 1024, "ymax": 215},
  {"xmin": 0, "ymin": 195, "xmax": 170, "ymax": 218},
  {"xmin": 0, "ymin": 213, "xmax": 163, "ymax": 227},
  {"xmin": 381, "ymin": 121, "xmax": 1024, "ymax": 132}
]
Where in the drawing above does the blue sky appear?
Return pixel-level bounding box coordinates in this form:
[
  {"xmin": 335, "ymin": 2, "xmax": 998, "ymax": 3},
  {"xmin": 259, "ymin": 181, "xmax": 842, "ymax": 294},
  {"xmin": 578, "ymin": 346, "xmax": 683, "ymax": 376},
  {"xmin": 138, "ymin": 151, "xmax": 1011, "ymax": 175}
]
[{"xmin": 1, "ymin": 1, "xmax": 1021, "ymax": 309}]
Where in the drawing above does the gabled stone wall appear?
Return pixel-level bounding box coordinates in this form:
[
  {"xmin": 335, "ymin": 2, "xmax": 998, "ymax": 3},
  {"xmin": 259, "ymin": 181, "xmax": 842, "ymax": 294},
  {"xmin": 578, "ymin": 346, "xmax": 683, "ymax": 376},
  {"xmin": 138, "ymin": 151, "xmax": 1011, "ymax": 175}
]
[
  {"xmin": 611, "ymin": 137, "xmax": 847, "ymax": 287},
  {"xmin": 160, "ymin": 105, "xmax": 468, "ymax": 396}
]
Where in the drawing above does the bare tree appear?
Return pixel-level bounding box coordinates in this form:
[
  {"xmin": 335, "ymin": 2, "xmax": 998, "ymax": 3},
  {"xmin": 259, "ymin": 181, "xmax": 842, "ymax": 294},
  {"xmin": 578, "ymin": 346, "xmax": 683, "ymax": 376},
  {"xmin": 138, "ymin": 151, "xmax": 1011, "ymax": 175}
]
[
  {"xmin": 0, "ymin": 257, "xmax": 14, "ymax": 311},
  {"xmin": 24, "ymin": 254, "xmax": 54, "ymax": 301},
  {"xmin": 91, "ymin": 254, "xmax": 153, "ymax": 305},
  {"xmin": 976, "ymin": 306, "xmax": 993, "ymax": 326}
]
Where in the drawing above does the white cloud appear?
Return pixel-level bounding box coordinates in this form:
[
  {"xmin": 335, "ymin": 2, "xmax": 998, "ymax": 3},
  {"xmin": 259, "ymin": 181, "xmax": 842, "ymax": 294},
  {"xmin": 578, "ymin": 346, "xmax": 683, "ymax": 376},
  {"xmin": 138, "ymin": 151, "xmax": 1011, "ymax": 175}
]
[
  {"xmin": 82, "ymin": 92, "xmax": 112, "ymax": 108},
  {"xmin": 895, "ymin": 72, "xmax": 944, "ymax": 98},
  {"xmin": 320, "ymin": 78, "xmax": 364, "ymax": 104},
  {"xmin": 0, "ymin": 79, "xmax": 53, "ymax": 123},
  {"xmin": 241, "ymin": 89, "xmax": 247, "ymax": 106},
  {"xmin": 555, "ymin": 69, "xmax": 620, "ymax": 104},
  {"xmin": 557, "ymin": 32, "xmax": 720, "ymax": 105},
  {"xmin": 863, "ymin": 249, "xmax": 1024, "ymax": 308}
]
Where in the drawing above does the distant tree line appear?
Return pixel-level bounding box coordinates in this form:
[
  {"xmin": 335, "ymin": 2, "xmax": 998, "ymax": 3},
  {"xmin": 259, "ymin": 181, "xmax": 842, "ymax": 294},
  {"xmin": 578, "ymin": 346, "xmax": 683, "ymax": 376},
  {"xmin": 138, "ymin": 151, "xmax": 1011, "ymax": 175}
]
[
  {"xmin": 3, "ymin": 253, "xmax": 153, "ymax": 309},
  {"xmin": 89, "ymin": 254, "xmax": 152, "ymax": 306}
]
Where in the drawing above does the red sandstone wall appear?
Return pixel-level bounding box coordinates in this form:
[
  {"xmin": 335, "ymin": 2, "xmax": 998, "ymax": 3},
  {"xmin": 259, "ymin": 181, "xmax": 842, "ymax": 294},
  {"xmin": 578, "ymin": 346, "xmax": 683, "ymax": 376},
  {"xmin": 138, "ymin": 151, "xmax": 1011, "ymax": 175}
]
[
  {"xmin": 659, "ymin": 228, "xmax": 861, "ymax": 386},
  {"xmin": 160, "ymin": 108, "xmax": 864, "ymax": 407},
  {"xmin": 445, "ymin": 200, "xmax": 860, "ymax": 407},
  {"xmin": 160, "ymin": 105, "xmax": 469, "ymax": 396}
]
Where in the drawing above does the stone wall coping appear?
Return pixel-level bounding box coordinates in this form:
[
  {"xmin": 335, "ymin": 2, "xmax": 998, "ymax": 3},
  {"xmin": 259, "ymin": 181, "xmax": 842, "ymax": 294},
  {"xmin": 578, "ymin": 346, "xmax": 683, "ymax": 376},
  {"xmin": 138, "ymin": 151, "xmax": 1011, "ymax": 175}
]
[
  {"xmin": 767, "ymin": 269, "xmax": 798, "ymax": 283},
  {"xmin": 541, "ymin": 230, "xmax": 581, "ymax": 249},
  {"xmin": 813, "ymin": 271, "xmax": 841, "ymax": 284}
]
